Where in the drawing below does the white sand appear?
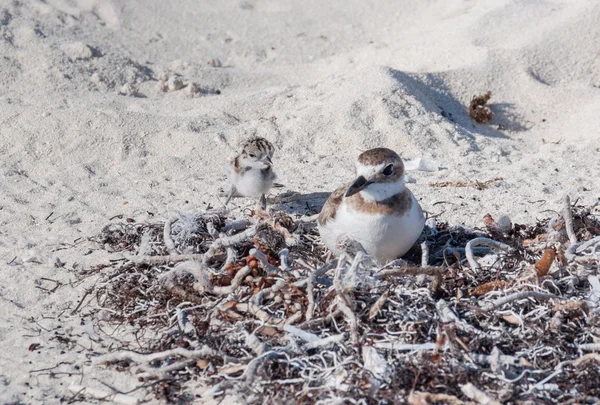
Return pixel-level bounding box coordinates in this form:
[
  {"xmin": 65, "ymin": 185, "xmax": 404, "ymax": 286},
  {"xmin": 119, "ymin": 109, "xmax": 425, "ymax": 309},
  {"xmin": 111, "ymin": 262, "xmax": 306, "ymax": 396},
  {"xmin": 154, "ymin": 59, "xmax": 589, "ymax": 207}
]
[{"xmin": 1, "ymin": 0, "xmax": 599, "ymax": 402}]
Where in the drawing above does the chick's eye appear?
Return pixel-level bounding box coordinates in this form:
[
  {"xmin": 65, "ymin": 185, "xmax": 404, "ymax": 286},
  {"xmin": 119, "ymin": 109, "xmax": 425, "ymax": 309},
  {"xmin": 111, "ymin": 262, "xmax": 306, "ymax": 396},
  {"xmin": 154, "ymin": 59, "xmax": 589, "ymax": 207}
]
[
  {"xmin": 249, "ymin": 153, "xmax": 256, "ymax": 158},
  {"xmin": 382, "ymin": 164, "xmax": 394, "ymax": 176}
]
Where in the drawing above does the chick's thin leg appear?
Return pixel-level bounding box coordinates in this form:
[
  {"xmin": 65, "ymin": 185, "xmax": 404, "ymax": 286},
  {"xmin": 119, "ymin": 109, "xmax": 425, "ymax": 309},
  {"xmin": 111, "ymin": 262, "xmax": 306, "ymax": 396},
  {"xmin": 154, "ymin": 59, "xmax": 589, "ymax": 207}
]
[
  {"xmin": 259, "ymin": 194, "xmax": 267, "ymax": 210},
  {"xmin": 224, "ymin": 185, "xmax": 236, "ymax": 207}
]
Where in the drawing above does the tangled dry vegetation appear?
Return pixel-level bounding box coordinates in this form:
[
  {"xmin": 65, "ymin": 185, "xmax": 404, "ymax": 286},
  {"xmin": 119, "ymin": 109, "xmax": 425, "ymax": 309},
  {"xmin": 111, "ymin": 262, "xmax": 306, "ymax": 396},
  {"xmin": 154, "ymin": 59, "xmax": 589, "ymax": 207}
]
[{"xmin": 75, "ymin": 196, "xmax": 600, "ymax": 404}]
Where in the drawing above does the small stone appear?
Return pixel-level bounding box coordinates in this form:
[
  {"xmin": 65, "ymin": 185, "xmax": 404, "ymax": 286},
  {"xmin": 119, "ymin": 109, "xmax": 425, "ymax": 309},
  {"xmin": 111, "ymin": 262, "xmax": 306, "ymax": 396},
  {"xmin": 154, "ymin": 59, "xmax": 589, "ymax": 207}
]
[
  {"xmin": 166, "ymin": 75, "xmax": 185, "ymax": 92},
  {"xmin": 496, "ymin": 215, "xmax": 512, "ymax": 233},
  {"xmin": 61, "ymin": 42, "xmax": 94, "ymax": 61},
  {"xmin": 117, "ymin": 83, "xmax": 139, "ymax": 97},
  {"xmin": 187, "ymin": 82, "xmax": 202, "ymax": 97},
  {"xmin": 90, "ymin": 72, "xmax": 101, "ymax": 85}
]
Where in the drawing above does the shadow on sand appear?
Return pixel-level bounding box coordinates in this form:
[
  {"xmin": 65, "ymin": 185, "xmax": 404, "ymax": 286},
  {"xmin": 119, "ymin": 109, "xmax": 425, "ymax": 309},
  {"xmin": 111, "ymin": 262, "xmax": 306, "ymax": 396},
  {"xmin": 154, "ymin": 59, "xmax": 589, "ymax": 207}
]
[{"xmin": 388, "ymin": 68, "xmax": 529, "ymax": 138}]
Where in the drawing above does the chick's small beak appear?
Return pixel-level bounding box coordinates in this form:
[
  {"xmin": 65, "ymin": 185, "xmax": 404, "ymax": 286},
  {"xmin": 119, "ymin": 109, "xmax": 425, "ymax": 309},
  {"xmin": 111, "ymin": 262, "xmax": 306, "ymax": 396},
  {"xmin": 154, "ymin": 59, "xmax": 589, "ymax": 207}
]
[
  {"xmin": 345, "ymin": 175, "xmax": 372, "ymax": 197},
  {"xmin": 262, "ymin": 156, "xmax": 273, "ymax": 166}
]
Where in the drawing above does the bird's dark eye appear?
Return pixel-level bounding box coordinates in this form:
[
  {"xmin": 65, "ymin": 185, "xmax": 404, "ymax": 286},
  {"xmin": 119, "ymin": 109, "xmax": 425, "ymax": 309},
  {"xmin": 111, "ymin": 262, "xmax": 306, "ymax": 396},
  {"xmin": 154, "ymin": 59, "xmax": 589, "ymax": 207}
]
[
  {"xmin": 383, "ymin": 164, "xmax": 394, "ymax": 176},
  {"xmin": 249, "ymin": 153, "xmax": 256, "ymax": 158}
]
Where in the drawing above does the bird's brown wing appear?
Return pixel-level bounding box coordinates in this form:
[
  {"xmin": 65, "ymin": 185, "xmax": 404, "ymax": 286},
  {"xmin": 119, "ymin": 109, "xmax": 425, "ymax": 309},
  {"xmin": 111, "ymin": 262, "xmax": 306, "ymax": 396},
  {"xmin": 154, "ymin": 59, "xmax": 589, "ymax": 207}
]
[{"xmin": 318, "ymin": 183, "xmax": 350, "ymax": 226}]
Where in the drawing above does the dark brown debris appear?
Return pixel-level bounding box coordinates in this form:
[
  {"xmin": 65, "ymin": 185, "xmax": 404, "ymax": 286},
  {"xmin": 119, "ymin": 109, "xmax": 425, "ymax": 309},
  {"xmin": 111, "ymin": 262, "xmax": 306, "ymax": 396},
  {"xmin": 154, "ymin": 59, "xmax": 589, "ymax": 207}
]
[{"xmin": 469, "ymin": 91, "xmax": 493, "ymax": 123}]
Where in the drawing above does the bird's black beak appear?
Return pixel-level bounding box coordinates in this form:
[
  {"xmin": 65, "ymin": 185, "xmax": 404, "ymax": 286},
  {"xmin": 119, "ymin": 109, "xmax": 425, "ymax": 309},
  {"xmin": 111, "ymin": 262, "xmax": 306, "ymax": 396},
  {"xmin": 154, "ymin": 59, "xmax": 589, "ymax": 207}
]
[{"xmin": 345, "ymin": 175, "xmax": 372, "ymax": 197}]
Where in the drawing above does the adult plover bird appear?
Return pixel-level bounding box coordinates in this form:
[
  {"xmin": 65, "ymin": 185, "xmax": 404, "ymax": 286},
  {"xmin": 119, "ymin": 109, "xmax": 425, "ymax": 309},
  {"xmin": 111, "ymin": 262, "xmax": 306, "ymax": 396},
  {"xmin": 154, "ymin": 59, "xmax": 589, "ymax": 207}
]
[
  {"xmin": 225, "ymin": 137, "xmax": 276, "ymax": 210},
  {"xmin": 318, "ymin": 148, "xmax": 425, "ymax": 264}
]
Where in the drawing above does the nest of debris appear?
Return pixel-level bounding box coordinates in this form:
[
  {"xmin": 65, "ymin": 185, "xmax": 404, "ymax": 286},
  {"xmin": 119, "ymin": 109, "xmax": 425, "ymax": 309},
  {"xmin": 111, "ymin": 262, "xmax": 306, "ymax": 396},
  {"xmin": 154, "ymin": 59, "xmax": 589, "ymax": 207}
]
[{"xmin": 80, "ymin": 197, "xmax": 600, "ymax": 404}]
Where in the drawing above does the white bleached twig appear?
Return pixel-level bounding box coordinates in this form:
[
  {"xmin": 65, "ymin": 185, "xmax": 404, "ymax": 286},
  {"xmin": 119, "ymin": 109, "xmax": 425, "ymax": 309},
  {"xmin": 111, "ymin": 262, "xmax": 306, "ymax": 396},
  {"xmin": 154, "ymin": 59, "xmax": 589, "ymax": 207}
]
[
  {"xmin": 374, "ymin": 266, "xmax": 443, "ymax": 292},
  {"xmin": 460, "ymin": 383, "xmax": 502, "ymax": 405},
  {"xmin": 94, "ymin": 345, "xmax": 215, "ymax": 365},
  {"xmin": 372, "ymin": 342, "xmax": 436, "ymax": 351},
  {"xmin": 305, "ymin": 273, "xmax": 316, "ymax": 321},
  {"xmin": 279, "ymin": 248, "xmax": 291, "ymax": 271},
  {"xmin": 333, "ymin": 255, "xmax": 359, "ymax": 344},
  {"xmin": 564, "ymin": 241, "xmax": 582, "ymax": 261},
  {"xmin": 236, "ymin": 303, "xmax": 285, "ymax": 325},
  {"xmin": 471, "ymin": 347, "xmax": 530, "ymax": 368},
  {"xmin": 163, "ymin": 216, "xmax": 178, "ymax": 255},
  {"xmin": 421, "ymin": 242, "xmax": 429, "ymax": 266},
  {"xmin": 251, "ymin": 279, "xmax": 285, "ymax": 306},
  {"xmin": 563, "ymin": 195, "xmax": 578, "ymax": 245},
  {"xmin": 579, "ymin": 343, "xmax": 600, "ymax": 352},
  {"xmin": 158, "ymin": 261, "xmax": 251, "ymax": 295},
  {"xmin": 481, "ymin": 291, "xmax": 558, "ymax": 311},
  {"xmin": 245, "ymin": 332, "xmax": 266, "ymax": 355},
  {"xmin": 206, "ymin": 264, "xmax": 251, "ymax": 295},
  {"xmin": 137, "ymin": 359, "xmax": 197, "ymax": 379},
  {"xmin": 336, "ymin": 299, "xmax": 358, "ymax": 344},
  {"xmin": 436, "ymin": 299, "xmax": 483, "ymax": 335},
  {"xmin": 368, "ymin": 292, "xmax": 388, "ymax": 320},
  {"xmin": 129, "ymin": 252, "xmax": 204, "ymax": 265},
  {"xmin": 528, "ymin": 353, "xmax": 600, "ymax": 392},
  {"xmin": 576, "ymin": 235, "xmax": 600, "ymax": 254},
  {"xmin": 301, "ymin": 333, "xmax": 346, "ymax": 351},
  {"xmin": 283, "ymin": 325, "xmax": 320, "ymax": 342},
  {"xmin": 130, "ymin": 221, "xmax": 258, "ymax": 265},
  {"xmin": 203, "ymin": 225, "xmax": 259, "ymax": 265},
  {"xmin": 158, "ymin": 260, "xmax": 209, "ymax": 290},
  {"xmin": 465, "ymin": 238, "xmax": 513, "ymax": 271},
  {"xmin": 284, "ymin": 311, "xmax": 303, "ymax": 326},
  {"xmin": 220, "ymin": 247, "xmax": 236, "ymax": 272},
  {"xmin": 408, "ymin": 391, "xmax": 466, "ymax": 405}
]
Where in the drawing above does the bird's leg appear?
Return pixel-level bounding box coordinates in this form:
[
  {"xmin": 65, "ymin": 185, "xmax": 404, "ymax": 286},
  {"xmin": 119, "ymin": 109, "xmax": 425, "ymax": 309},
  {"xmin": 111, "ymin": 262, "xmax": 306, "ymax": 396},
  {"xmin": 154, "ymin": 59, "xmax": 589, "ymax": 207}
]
[
  {"xmin": 258, "ymin": 194, "xmax": 267, "ymax": 211},
  {"xmin": 224, "ymin": 185, "xmax": 236, "ymax": 207}
]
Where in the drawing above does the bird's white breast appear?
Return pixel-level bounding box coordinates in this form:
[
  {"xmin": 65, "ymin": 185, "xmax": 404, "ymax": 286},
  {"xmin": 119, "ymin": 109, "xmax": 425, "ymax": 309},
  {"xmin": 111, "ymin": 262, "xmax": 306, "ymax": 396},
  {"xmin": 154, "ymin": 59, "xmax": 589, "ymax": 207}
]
[
  {"xmin": 229, "ymin": 165, "xmax": 275, "ymax": 197},
  {"xmin": 319, "ymin": 191, "xmax": 425, "ymax": 265}
]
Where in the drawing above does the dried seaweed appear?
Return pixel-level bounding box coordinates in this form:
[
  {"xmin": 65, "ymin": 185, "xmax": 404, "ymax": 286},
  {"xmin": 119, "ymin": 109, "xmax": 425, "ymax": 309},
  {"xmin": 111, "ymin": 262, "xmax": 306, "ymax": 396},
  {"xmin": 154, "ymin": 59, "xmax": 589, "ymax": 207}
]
[
  {"xmin": 429, "ymin": 177, "xmax": 503, "ymax": 190},
  {"xmin": 79, "ymin": 198, "xmax": 600, "ymax": 404},
  {"xmin": 469, "ymin": 91, "xmax": 493, "ymax": 123}
]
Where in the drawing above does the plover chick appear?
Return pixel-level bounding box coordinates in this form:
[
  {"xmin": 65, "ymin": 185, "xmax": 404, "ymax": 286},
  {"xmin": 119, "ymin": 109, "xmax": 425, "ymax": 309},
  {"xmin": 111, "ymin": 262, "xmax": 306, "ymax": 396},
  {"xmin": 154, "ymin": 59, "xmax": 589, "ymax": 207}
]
[
  {"xmin": 225, "ymin": 137, "xmax": 276, "ymax": 210},
  {"xmin": 318, "ymin": 148, "xmax": 425, "ymax": 264}
]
